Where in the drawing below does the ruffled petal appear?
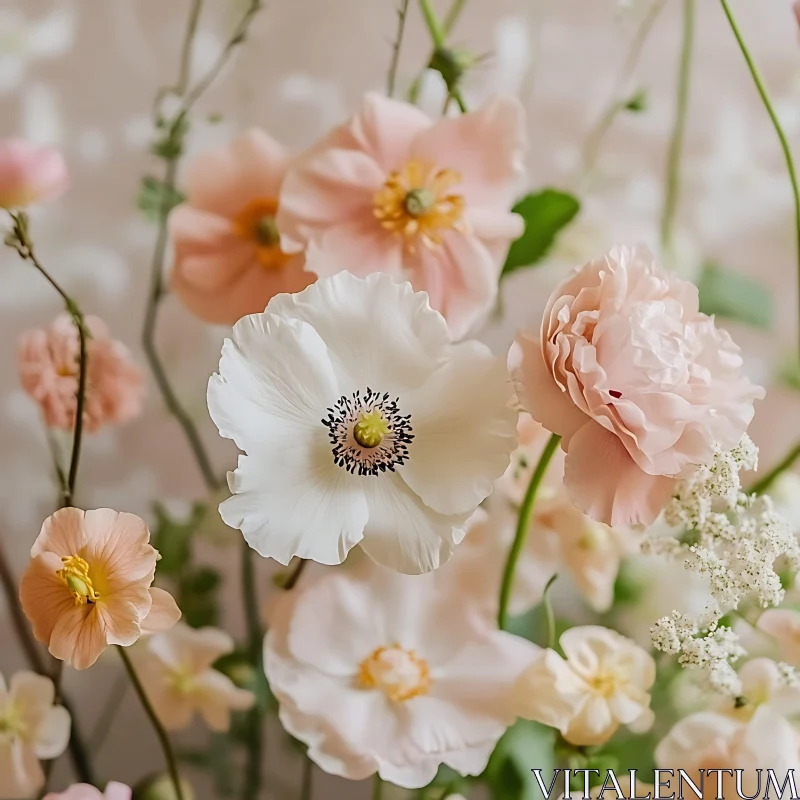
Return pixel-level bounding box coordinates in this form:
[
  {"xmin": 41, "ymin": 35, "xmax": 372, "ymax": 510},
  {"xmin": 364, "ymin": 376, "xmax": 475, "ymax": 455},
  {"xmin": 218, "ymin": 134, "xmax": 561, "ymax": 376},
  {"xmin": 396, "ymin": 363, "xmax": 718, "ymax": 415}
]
[{"xmin": 139, "ymin": 588, "xmax": 181, "ymax": 636}]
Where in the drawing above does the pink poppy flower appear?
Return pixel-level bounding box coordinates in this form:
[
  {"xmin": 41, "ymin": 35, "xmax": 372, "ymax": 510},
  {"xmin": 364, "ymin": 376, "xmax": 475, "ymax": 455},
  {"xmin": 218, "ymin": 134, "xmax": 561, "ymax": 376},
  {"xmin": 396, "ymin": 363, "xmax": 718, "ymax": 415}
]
[
  {"xmin": 19, "ymin": 508, "xmax": 180, "ymax": 670},
  {"xmin": 19, "ymin": 314, "xmax": 144, "ymax": 433},
  {"xmin": 276, "ymin": 93, "xmax": 526, "ymax": 339},
  {"xmin": 169, "ymin": 130, "xmax": 314, "ymax": 325},
  {"xmin": 510, "ymin": 244, "xmax": 764, "ymax": 528},
  {"xmin": 45, "ymin": 783, "xmax": 130, "ymax": 800},
  {"xmin": 0, "ymin": 139, "xmax": 68, "ymax": 209}
]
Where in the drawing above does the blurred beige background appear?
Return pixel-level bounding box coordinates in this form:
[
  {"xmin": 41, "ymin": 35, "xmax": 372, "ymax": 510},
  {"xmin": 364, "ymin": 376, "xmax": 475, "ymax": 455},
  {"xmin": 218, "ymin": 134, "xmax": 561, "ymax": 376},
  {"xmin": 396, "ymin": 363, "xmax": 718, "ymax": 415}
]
[{"xmin": 1, "ymin": 0, "xmax": 799, "ymax": 795}]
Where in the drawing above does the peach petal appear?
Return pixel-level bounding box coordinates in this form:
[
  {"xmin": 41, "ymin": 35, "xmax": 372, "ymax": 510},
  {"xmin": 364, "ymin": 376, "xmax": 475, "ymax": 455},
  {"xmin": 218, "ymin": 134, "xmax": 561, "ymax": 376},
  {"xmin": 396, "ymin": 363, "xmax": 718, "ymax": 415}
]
[{"xmin": 139, "ymin": 588, "xmax": 181, "ymax": 636}]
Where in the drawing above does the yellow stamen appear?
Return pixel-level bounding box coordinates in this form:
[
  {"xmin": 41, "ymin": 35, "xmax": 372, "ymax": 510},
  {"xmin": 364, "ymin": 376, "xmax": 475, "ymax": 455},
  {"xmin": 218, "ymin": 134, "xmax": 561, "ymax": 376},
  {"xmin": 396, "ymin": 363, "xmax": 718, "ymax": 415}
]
[
  {"xmin": 373, "ymin": 160, "xmax": 464, "ymax": 250},
  {"xmin": 58, "ymin": 555, "xmax": 99, "ymax": 606},
  {"xmin": 358, "ymin": 644, "xmax": 430, "ymax": 702},
  {"xmin": 232, "ymin": 197, "xmax": 291, "ymax": 270},
  {"xmin": 353, "ymin": 409, "xmax": 390, "ymax": 448}
]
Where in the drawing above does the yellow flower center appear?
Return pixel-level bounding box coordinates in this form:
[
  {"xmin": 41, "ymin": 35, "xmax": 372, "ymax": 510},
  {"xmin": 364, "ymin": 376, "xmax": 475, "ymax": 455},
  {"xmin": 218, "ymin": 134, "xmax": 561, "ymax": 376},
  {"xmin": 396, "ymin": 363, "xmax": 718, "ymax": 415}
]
[
  {"xmin": 0, "ymin": 703, "xmax": 26, "ymax": 740},
  {"xmin": 58, "ymin": 555, "xmax": 99, "ymax": 606},
  {"xmin": 358, "ymin": 644, "xmax": 431, "ymax": 702},
  {"xmin": 232, "ymin": 197, "xmax": 291, "ymax": 270},
  {"xmin": 353, "ymin": 408, "xmax": 391, "ymax": 449},
  {"xmin": 588, "ymin": 671, "xmax": 620, "ymax": 698},
  {"xmin": 169, "ymin": 666, "xmax": 198, "ymax": 695},
  {"xmin": 373, "ymin": 160, "xmax": 464, "ymax": 250}
]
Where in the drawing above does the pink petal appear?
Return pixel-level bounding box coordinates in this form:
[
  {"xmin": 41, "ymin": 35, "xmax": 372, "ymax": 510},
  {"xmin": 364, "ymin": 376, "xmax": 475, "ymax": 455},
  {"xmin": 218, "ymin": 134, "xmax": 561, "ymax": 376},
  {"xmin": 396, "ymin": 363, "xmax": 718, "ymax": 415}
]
[
  {"xmin": 563, "ymin": 422, "xmax": 676, "ymax": 527},
  {"xmin": 31, "ymin": 507, "xmax": 87, "ymax": 558},
  {"xmin": 348, "ymin": 92, "xmax": 431, "ymax": 172},
  {"xmin": 276, "ymin": 148, "xmax": 385, "ymax": 252},
  {"xmin": 508, "ymin": 333, "xmax": 589, "ymax": 445},
  {"xmin": 185, "ymin": 129, "xmax": 287, "ymax": 217},
  {"xmin": 48, "ymin": 605, "xmax": 108, "ymax": 670},
  {"xmin": 409, "ymin": 95, "xmax": 525, "ymax": 207},
  {"xmin": 465, "ymin": 206, "xmax": 524, "ymax": 263},
  {"xmin": 139, "ymin": 588, "xmax": 181, "ymax": 636}
]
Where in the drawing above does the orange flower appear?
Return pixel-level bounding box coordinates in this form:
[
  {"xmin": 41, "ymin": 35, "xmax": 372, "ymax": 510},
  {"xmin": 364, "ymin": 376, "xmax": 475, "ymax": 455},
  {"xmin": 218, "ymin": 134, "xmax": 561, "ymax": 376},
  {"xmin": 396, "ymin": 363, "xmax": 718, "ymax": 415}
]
[{"xmin": 19, "ymin": 508, "xmax": 180, "ymax": 670}]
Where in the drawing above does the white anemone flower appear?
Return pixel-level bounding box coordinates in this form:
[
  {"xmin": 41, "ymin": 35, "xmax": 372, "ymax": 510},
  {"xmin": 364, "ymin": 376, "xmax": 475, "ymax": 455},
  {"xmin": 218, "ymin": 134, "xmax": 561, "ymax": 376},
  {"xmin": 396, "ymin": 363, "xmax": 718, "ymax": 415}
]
[
  {"xmin": 0, "ymin": 671, "xmax": 70, "ymax": 799},
  {"xmin": 207, "ymin": 272, "xmax": 518, "ymax": 574},
  {"xmin": 265, "ymin": 563, "xmax": 538, "ymax": 788}
]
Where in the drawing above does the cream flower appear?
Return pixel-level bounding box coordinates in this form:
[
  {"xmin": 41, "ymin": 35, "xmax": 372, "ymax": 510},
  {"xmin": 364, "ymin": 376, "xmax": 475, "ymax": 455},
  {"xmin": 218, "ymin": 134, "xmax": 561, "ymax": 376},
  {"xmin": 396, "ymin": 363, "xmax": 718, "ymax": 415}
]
[
  {"xmin": 719, "ymin": 658, "xmax": 800, "ymax": 721},
  {"xmin": 19, "ymin": 508, "xmax": 181, "ymax": 670},
  {"xmin": 656, "ymin": 707, "xmax": 800, "ymax": 796},
  {"xmin": 757, "ymin": 609, "xmax": 800, "ymax": 666},
  {"xmin": 514, "ymin": 626, "xmax": 655, "ymax": 746},
  {"xmin": 265, "ymin": 563, "xmax": 538, "ymax": 788},
  {"xmin": 0, "ymin": 671, "xmax": 70, "ymax": 799},
  {"xmin": 45, "ymin": 783, "xmax": 131, "ymax": 800},
  {"xmin": 207, "ymin": 271, "xmax": 517, "ymax": 574},
  {"xmin": 510, "ymin": 244, "xmax": 763, "ymax": 527},
  {"xmin": 134, "ymin": 623, "xmax": 255, "ymax": 732}
]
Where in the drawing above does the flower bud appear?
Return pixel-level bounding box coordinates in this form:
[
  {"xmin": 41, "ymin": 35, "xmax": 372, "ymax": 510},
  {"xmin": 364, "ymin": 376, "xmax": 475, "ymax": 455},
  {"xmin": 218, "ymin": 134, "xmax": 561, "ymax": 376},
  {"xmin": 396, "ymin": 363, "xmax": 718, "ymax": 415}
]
[
  {"xmin": 428, "ymin": 47, "xmax": 477, "ymax": 92},
  {"xmin": 0, "ymin": 140, "xmax": 68, "ymax": 209},
  {"xmin": 134, "ymin": 775, "xmax": 194, "ymax": 800}
]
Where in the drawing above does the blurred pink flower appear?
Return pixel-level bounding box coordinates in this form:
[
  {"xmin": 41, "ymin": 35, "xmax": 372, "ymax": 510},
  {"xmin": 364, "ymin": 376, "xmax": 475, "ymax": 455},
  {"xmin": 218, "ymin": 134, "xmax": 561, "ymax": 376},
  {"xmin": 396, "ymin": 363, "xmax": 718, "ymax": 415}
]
[
  {"xmin": 757, "ymin": 609, "xmax": 800, "ymax": 666},
  {"xmin": 0, "ymin": 139, "xmax": 68, "ymax": 208},
  {"xmin": 19, "ymin": 314, "xmax": 144, "ymax": 433},
  {"xmin": 277, "ymin": 93, "xmax": 526, "ymax": 339},
  {"xmin": 265, "ymin": 562, "xmax": 537, "ymax": 788},
  {"xmin": 19, "ymin": 507, "xmax": 180, "ymax": 670},
  {"xmin": 169, "ymin": 130, "xmax": 313, "ymax": 325},
  {"xmin": 45, "ymin": 783, "xmax": 130, "ymax": 800},
  {"xmin": 510, "ymin": 244, "xmax": 763, "ymax": 528}
]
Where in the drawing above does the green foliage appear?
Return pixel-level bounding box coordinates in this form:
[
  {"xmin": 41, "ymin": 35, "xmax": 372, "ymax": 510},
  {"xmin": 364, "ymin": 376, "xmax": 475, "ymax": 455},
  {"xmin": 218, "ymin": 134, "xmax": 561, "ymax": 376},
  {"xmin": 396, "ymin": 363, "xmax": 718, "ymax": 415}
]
[
  {"xmin": 484, "ymin": 720, "xmax": 556, "ymax": 800},
  {"xmin": 137, "ymin": 176, "xmax": 185, "ymax": 223},
  {"xmin": 177, "ymin": 565, "xmax": 222, "ymax": 628},
  {"xmin": 179, "ymin": 733, "xmax": 238, "ymax": 796},
  {"xmin": 152, "ymin": 502, "xmax": 205, "ymax": 575},
  {"xmin": 502, "ymin": 190, "xmax": 581, "ymax": 276},
  {"xmin": 624, "ymin": 88, "xmax": 648, "ymax": 112},
  {"xmin": 697, "ymin": 261, "xmax": 773, "ymax": 329}
]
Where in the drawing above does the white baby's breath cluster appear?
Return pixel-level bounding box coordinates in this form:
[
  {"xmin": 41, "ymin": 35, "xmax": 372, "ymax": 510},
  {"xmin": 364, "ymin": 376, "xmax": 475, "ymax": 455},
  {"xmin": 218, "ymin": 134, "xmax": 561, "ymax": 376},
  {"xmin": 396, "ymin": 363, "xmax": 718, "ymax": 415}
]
[
  {"xmin": 778, "ymin": 662, "xmax": 800, "ymax": 689},
  {"xmin": 648, "ymin": 436, "xmax": 799, "ymax": 695}
]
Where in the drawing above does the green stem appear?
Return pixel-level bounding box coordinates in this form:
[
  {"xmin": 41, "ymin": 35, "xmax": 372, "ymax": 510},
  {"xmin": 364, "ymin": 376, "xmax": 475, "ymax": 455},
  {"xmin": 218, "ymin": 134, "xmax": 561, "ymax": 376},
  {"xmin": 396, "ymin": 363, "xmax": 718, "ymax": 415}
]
[
  {"xmin": 541, "ymin": 573, "xmax": 558, "ymax": 651},
  {"xmin": 442, "ymin": 0, "xmax": 467, "ymax": 34},
  {"xmin": 660, "ymin": 0, "xmax": 695, "ymax": 250},
  {"xmin": 497, "ymin": 433, "xmax": 561, "ymax": 631},
  {"xmin": 300, "ymin": 757, "xmax": 313, "ymax": 800},
  {"xmin": 283, "ymin": 558, "xmax": 308, "ymax": 591},
  {"xmin": 118, "ymin": 647, "xmax": 184, "ymax": 800},
  {"xmin": 719, "ymin": 0, "xmax": 800, "ymax": 355},
  {"xmin": 241, "ymin": 543, "xmax": 264, "ymax": 800},
  {"xmin": 372, "ymin": 775, "xmax": 384, "ymax": 800},
  {"xmin": 582, "ymin": 0, "xmax": 667, "ymax": 177},
  {"xmin": 387, "ymin": 0, "xmax": 410, "ymax": 97},
  {"xmin": 416, "ymin": 0, "xmax": 467, "ymax": 112},
  {"xmin": 749, "ymin": 441, "xmax": 800, "ymax": 495}
]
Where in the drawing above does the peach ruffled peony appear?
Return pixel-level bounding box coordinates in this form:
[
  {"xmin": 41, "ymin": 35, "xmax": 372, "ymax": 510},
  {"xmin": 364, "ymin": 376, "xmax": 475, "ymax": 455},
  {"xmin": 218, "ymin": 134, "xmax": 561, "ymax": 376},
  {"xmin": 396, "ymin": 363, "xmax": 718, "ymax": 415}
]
[
  {"xmin": 277, "ymin": 93, "xmax": 526, "ymax": 339},
  {"xmin": 510, "ymin": 244, "xmax": 763, "ymax": 527},
  {"xmin": 0, "ymin": 139, "xmax": 68, "ymax": 208},
  {"xmin": 0, "ymin": 671, "xmax": 71, "ymax": 799},
  {"xmin": 45, "ymin": 783, "xmax": 131, "ymax": 800},
  {"xmin": 169, "ymin": 129, "xmax": 313, "ymax": 325},
  {"xmin": 19, "ymin": 314, "xmax": 144, "ymax": 433},
  {"xmin": 134, "ymin": 623, "xmax": 254, "ymax": 732},
  {"xmin": 19, "ymin": 508, "xmax": 180, "ymax": 670}
]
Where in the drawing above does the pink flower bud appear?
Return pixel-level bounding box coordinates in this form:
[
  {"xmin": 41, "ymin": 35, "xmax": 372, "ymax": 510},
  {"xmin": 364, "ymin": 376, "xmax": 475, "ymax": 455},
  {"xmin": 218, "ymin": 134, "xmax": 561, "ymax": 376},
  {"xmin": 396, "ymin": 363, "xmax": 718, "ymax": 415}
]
[{"xmin": 0, "ymin": 139, "xmax": 69, "ymax": 209}]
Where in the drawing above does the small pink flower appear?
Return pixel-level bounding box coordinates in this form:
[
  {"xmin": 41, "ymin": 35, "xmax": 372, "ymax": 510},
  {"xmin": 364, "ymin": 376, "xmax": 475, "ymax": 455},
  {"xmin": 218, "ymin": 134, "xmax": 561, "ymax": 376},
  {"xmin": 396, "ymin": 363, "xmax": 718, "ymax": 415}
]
[
  {"xmin": 0, "ymin": 139, "xmax": 68, "ymax": 208},
  {"xmin": 19, "ymin": 314, "xmax": 144, "ymax": 433},
  {"xmin": 45, "ymin": 783, "xmax": 131, "ymax": 800},
  {"xmin": 277, "ymin": 93, "xmax": 526, "ymax": 339},
  {"xmin": 510, "ymin": 245, "xmax": 763, "ymax": 528},
  {"xmin": 169, "ymin": 130, "xmax": 313, "ymax": 325}
]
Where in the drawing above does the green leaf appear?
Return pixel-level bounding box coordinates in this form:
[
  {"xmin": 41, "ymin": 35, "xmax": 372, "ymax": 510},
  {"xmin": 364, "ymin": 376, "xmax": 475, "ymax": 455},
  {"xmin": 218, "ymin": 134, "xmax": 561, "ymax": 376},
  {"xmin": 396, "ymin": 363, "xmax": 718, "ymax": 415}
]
[
  {"xmin": 502, "ymin": 190, "xmax": 581, "ymax": 276},
  {"xmin": 697, "ymin": 261, "xmax": 773, "ymax": 330},
  {"xmin": 484, "ymin": 720, "xmax": 556, "ymax": 800},
  {"xmin": 152, "ymin": 502, "xmax": 205, "ymax": 575},
  {"xmin": 624, "ymin": 88, "xmax": 648, "ymax": 112},
  {"xmin": 178, "ymin": 565, "xmax": 222, "ymax": 628},
  {"xmin": 137, "ymin": 175, "xmax": 185, "ymax": 223}
]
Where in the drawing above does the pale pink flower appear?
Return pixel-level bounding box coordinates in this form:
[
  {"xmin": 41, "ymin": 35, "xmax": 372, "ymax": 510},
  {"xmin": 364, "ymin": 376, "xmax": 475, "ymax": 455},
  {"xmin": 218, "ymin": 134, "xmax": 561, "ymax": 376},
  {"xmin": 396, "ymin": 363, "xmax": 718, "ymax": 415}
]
[
  {"xmin": 514, "ymin": 626, "xmax": 656, "ymax": 746},
  {"xmin": 19, "ymin": 314, "xmax": 144, "ymax": 433},
  {"xmin": 45, "ymin": 783, "xmax": 131, "ymax": 800},
  {"xmin": 265, "ymin": 563, "xmax": 537, "ymax": 788},
  {"xmin": 276, "ymin": 93, "xmax": 526, "ymax": 339},
  {"xmin": 0, "ymin": 139, "xmax": 68, "ymax": 208},
  {"xmin": 757, "ymin": 609, "xmax": 800, "ymax": 666},
  {"xmin": 718, "ymin": 658, "xmax": 800, "ymax": 721},
  {"xmin": 510, "ymin": 244, "xmax": 763, "ymax": 527},
  {"xmin": 0, "ymin": 671, "xmax": 70, "ymax": 799},
  {"xmin": 169, "ymin": 130, "xmax": 313, "ymax": 325},
  {"xmin": 19, "ymin": 508, "xmax": 180, "ymax": 670},
  {"xmin": 656, "ymin": 707, "xmax": 800, "ymax": 795},
  {"xmin": 134, "ymin": 623, "xmax": 254, "ymax": 732}
]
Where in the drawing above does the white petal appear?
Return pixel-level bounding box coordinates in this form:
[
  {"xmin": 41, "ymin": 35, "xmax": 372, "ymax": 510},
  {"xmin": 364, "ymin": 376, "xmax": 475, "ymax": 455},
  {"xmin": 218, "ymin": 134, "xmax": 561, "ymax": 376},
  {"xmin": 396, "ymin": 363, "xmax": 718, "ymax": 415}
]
[
  {"xmin": 33, "ymin": 705, "xmax": 70, "ymax": 760},
  {"xmin": 359, "ymin": 473, "xmax": 463, "ymax": 574},
  {"xmin": 400, "ymin": 340, "xmax": 517, "ymax": 515},
  {"xmin": 222, "ymin": 446, "xmax": 369, "ymax": 566},
  {"xmin": 208, "ymin": 314, "xmax": 339, "ymax": 452},
  {"xmin": 265, "ymin": 272, "xmax": 451, "ymax": 395}
]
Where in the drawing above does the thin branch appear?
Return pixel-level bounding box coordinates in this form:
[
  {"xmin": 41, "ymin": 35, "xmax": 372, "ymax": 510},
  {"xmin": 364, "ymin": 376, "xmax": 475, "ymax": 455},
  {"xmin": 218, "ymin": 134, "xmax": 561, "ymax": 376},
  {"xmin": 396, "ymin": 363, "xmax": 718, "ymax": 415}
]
[{"xmin": 387, "ymin": 0, "xmax": 411, "ymax": 98}]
